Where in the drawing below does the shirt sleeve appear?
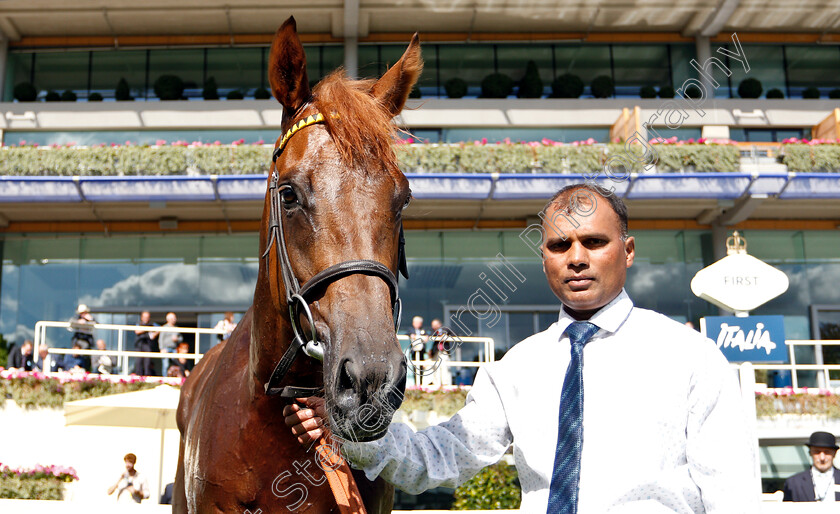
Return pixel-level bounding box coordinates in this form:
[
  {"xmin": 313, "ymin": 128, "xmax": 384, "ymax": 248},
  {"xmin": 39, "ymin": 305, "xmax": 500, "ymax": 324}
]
[
  {"xmin": 138, "ymin": 475, "xmax": 150, "ymax": 499},
  {"xmin": 685, "ymin": 342, "xmax": 759, "ymax": 513},
  {"xmin": 340, "ymin": 367, "xmax": 512, "ymax": 495}
]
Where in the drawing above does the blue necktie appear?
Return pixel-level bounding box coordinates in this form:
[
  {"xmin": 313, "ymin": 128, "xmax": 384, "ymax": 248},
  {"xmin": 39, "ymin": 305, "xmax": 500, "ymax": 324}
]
[{"xmin": 547, "ymin": 321, "xmax": 600, "ymax": 514}]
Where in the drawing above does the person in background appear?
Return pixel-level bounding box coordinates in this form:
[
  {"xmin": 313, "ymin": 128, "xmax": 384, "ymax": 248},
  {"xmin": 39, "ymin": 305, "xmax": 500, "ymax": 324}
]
[
  {"xmin": 70, "ymin": 305, "xmax": 96, "ymax": 370},
  {"xmin": 428, "ymin": 318, "xmax": 454, "ymax": 386},
  {"xmin": 173, "ymin": 341, "xmax": 194, "ymax": 377},
  {"xmin": 158, "ymin": 312, "xmax": 183, "ymax": 376},
  {"xmin": 134, "ymin": 311, "xmax": 158, "ymax": 376},
  {"xmin": 91, "ymin": 339, "xmax": 113, "ymax": 374},
  {"xmin": 32, "ymin": 343, "xmax": 58, "ymax": 373},
  {"xmin": 107, "ymin": 453, "xmax": 150, "ymax": 503},
  {"xmin": 407, "ymin": 315, "xmax": 429, "ymax": 385},
  {"xmin": 784, "ymin": 431, "xmax": 840, "ymax": 502},
  {"xmin": 59, "ymin": 340, "xmax": 87, "ymax": 373},
  {"xmin": 7, "ymin": 340, "xmax": 34, "ymax": 371},
  {"xmin": 214, "ymin": 312, "xmax": 237, "ymax": 343}
]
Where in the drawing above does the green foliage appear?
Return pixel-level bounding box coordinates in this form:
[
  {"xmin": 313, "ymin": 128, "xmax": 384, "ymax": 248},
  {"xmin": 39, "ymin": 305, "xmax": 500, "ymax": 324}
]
[
  {"xmin": 445, "ymin": 78, "xmax": 468, "ymax": 99},
  {"xmin": 551, "ymin": 74, "xmax": 583, "ymax": 98},
  {"xmin": 0, "ymin": 374, "xmax": 158, "ymax": 410},
  {"xmin": 398, "ymin": 388, "xmax": 469, "ymax": 417},
  {"xmin": 0, "ymin": 474, "xmax": 65, "ymax": 500},
  {"xmin": 782, "ymin": 144, "xmax": 840, "ymax": 173},
  {"xmin": 803, "ymin": 87, "xmax": 820, "ymax": 99},
  {"xmin": 409, "ymin": 84, "xmax": 422, "ymax": 99},
  {"xmin": 452, "ymin": 463, "xmax": 521, "ymax": 510},
  {"xmin": 639, "ymin": 86, "xmax": 657, "ymax": 99},
  {"xmin": 738, "ymin": 78, "xmax": 763, "ymax": 99},
  {"xmin": 652, "ymin": 143, "xmax": 740, "ymax": 173},
  {"xmin": 766, "ymin": 88, "xmax": 784, "ymax": 99},
  {"xmin": 0, "ymin": 335, "xmax": 8, "ymax": 370},
  {"xmin": 829, "ymin": 89, "xmax": 840, "ymax": 100},
  {"xmin": 45, "ymin": 90, "xmax": 61, "ymax": 102},
  {"xmin": 115, "ymin": 78, "xmax": 133, "ymax": 101},
  {"xmin": 154, "ymin": 75, "xmax": 185, "ymax": 100},
  {"xmin": 658, "ymin": 85, "xmax": 675, "ymax": 99},
  {"xmin": 13, "ymin": 82, "xmax": 38, "ymax": 102},
  {"xmin": 203, "ymin": 77, "xmax": 219, "ymax": 100},
  {"xmin": 756, "ymin": 392, "xmax": 840, "ymax": 418},
  {"xmin": 684, "ymin": 85, "xmax": 702, "ymax": 99},
  {"xmin": 60, "ymin": 90, "xmax": 77, "ymax": 102},
  {"xmin": 254, "ymin": 87, "xmax": 272, "ymax": 100},
  {"xmin": 590, "ymin": 75, "xmax": 614, "ymax": 98},
  {"xmin": 87, "ymin": 92, "xmax": 104, "ymax": 102},
  {"xmin": 480, "ymin": 73, "xmax": 513, "ymax": 99},
  {"xmin": 226, "ymin": 89, "xmax": 244, "ymax": 100},
  {"xmin": 517, "ymin": 61, "xmax": 543, "ymax": 99}
]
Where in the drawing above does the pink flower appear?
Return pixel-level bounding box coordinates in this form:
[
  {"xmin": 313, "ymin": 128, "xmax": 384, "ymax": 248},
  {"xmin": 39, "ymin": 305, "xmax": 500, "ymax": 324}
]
[
  {"xmin": 255, "ymin": 139, "xmax": 265, "ymax": 145},
  {"xmin": 480, "ymin": 138, "xmax": 488, "ymax": 145}
]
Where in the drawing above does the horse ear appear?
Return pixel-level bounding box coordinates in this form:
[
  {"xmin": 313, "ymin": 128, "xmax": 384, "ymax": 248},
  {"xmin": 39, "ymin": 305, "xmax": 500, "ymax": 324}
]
[
  {"xmin": 268, "ymin": 16, "xmax": 311, "ymax": 114},
  {"xmin": 371, "ymin": 34, "xmax": 423, "ymax": 118}
]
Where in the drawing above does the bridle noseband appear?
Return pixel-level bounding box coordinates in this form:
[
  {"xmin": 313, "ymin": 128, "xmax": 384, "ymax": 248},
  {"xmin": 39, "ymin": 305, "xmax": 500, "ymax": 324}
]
[{"xmin": 262, "ymin": 111, "xmax": 409, "ymax": 397}]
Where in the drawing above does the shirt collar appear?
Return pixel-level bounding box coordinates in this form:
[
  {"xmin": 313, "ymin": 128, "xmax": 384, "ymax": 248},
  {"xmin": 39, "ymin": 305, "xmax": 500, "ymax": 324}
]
[
  {"xmin": 556, "ymin": 289, "xmax": 634, "ymax": 339},
  {"xmin": 812, "ymin": 467, "xmax": 834, "ymax": 479}
]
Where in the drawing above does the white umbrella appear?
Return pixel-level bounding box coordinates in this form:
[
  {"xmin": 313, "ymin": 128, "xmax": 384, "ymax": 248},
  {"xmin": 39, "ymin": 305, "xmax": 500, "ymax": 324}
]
[{"xmin": 64, "ymin": 384, "xmax": 180, "ymax": 503}]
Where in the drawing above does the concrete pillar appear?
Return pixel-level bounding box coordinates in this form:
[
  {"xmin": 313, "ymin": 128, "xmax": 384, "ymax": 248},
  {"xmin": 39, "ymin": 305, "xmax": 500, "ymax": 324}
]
[
  {"xmin": 695, "ymin": 36, "xmax": 714, "ymax": 99},
  {"xmin": 343, "ymin": 0, "xmax": 359, "ymax": 79}
]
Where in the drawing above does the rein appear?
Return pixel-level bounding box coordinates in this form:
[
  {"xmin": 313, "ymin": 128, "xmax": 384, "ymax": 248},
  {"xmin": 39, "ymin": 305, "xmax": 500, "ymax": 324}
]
[{"xmin": 262, "ymin": 111, "xmax": 409, "ymax": 398}]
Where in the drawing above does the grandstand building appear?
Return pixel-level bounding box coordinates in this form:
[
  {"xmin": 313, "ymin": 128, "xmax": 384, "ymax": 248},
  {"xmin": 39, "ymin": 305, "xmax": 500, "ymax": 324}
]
[{"xmin": 0, "ymin": 0, "xmax": 839, "ymax": 494}]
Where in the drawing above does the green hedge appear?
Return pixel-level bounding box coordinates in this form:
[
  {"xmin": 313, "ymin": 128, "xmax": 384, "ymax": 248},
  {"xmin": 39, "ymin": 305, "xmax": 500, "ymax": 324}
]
[
  {"xmin": 0, "ymin": 372, "xmax": 158, "ymax": 409},
  {"xmin": 755, "ymin": 391, "xmax": 840, "ymax": 417},
  {"xmin": 0, "ymin": 464, "xmax": 78, "ymax": 500},
  {"xmin": 452, "ymin": 462, "xmax": 521, "ymax": 510},
  {"xmin": 781, "ymin": 144, "xmax": 840, "ymax": 173},
  {"xmin": 0, "ymin": 142, "xmax": 752, "ymax": 176}
]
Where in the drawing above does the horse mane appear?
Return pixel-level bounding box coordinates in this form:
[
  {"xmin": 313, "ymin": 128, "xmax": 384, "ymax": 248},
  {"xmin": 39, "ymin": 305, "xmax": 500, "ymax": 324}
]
[{"xmin": 311, "ymin": 71, "xmax": 400, "ymax": 173}]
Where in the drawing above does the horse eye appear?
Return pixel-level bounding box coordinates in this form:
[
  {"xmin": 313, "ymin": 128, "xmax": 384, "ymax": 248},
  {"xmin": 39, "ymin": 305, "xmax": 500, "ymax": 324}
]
[
  {"xmin": 280, "ymin": 187, "xmax": 298, "ymax": 207},
  {"xmin": 402, "ymin": 195, "xmax": 412, "ymax": 210}
]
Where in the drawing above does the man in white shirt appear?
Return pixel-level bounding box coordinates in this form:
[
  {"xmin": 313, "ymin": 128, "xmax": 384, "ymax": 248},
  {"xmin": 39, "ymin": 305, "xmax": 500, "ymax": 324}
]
[
  {"xmin": 783, "ymin": 431, "xmax": 840, "ymax": 502},
  {"xmin": 284, "ymin": 183, "xmax": 757, "ymax": 513},
  {"xmin": 107, "ymin": 452, "xmax": 150, "ymax": 503}
]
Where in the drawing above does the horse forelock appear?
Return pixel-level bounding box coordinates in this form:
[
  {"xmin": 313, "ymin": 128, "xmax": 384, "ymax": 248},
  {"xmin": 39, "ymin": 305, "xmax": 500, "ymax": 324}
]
[{"xmin": 310, "ymin": 71, "xmax": 402, "ymax": 178}]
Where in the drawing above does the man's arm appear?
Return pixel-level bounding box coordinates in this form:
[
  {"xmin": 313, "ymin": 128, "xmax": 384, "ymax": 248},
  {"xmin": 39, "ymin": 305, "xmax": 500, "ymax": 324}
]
[
  {"xmin": 286, "ymin": 368, "xmax": 512, "ymax": 495},
  {"xmin": 685, "ymin": 343, "xmax": 759, "ymax": 512}
]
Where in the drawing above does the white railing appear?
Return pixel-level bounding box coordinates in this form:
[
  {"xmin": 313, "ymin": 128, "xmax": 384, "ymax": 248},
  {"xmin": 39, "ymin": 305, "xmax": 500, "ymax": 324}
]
[
  {"xmin": 737, "ymin": 340, "xmax": 840, "ymax": 389},
  {"xmin": 33, "ymin": 320, "xmax": 224, "ymax": 376}
]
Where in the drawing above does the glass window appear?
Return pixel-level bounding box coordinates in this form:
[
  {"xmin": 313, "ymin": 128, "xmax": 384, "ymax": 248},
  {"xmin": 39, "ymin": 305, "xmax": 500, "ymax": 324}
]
[
  {"xmin": 668, "ymin": 44, "xmax": 696, "ymax": 92},
  {"xmin": 438, "ymin": 44, "xmax": 495, "ymax": 97},
  {"xmin": 305, "ymin": 45, "xmax": 344, "ymax": 84},
  {"xmin": 497, "ymin": 44, "xmax": 553, "ymax": 97},
  {"xmin": 785, "ymin": 45, "xmax": 840, "ymax": 95},
  {"xmin": 612, "ymin": 45, "xmax": 670, "ymax": 97},
  {"xmin": 90, "ymin": 50, "xmax": 147, "ymax": 100},
  {"xmin": 32, "ymin": 52, "xmax": 90, "ymax": 98},
  {"xmin": 717, "ymin": 44, "xmax": 785, "ymax": 99},
  {"xmin": 148, "ymin": 49, "xmax": 204, "ymax": 100},
  {"xmin": 79, "ymin": 238, "xmax": 142, "ymax": 309},
  {"xmin": 4, "ymin": 129, "xmax": 277, "ymax": 147},
  {"xmin": 553, "ymin": 45, "xmax": 611, "ymax": 96},
  {"xmin": 4, "ymin": 53, "xmax": 35, "ymax": 101},
  {"xmin": 206, "ymin": 48, "xmax": 262, "ymax": 95}
]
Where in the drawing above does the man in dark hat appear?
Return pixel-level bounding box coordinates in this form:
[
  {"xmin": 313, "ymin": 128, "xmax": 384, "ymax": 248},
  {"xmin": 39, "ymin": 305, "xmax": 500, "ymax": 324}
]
[{"xmin": 783, "ymin": 431, "xmax": 840, "ymax": 502}]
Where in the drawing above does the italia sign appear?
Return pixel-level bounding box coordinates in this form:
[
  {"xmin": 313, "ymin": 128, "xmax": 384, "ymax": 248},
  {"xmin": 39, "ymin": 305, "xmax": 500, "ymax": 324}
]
[{"xmin": 690, "ymin": 232, "xmax": 790, "ymax": 313}]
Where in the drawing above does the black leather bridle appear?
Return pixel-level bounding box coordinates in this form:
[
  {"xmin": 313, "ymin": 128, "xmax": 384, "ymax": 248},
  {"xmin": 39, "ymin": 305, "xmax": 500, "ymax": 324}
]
[{"xmin": 262, "ymin": 112, "xmax": 409, "ymax": 398}]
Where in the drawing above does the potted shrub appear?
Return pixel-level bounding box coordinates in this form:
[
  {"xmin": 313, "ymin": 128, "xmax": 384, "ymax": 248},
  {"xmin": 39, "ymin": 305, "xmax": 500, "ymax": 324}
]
[
  {"xmin": 480, "ymin": 73, "xmax": 513, "ymax": 98},
  {"xmin": 737, "ymin": 78, "xmax": 762, "ymax": 99},
  {"xmin": 88, "ymin": 92, "xmax": 104, "ymax": 101},
  {"xmin": 803, "ymin": 87, "xmax": 820, "ymax": 99},
  {"xmin": 254, "ymin": 87, "xmax": 272, "ymax": 99},
  {"xmin": 226, "ymin": 89, "xmax": 244, "ymax": 100},
  {"xmin": 684, "ymin": 85, "xmax": 702, "ymax": 99},
  {"xmin": 590, "ymin": 75, "xmax": 615, "ymax": 98},
  {"xmin": 115, "ymin": 78, "xmax": 133, "ymax": 101},
  {"xmin": 409, "ymin": 84, "xmax": 421, "ymax": 98},
  {"xmin": 517, "ymin": 60, "xmax": 543, "ymax": 98},
  {"xmin": 829, "ymin": 89, "xmax": 840, "ymax": 99},
  {"xmin": 154, "ymin": 75, "xmax": 185, "ymax": 100},
  {"xmin": 444, "ymin": 77, "xmax": 468, "ymax": 99},
  {"xmin": 658, "ymin": 85, "xmax": 675, "ymax": 98},
  {"xmin": 550, "ymin": 73, "xmax": 583, "ymax": 98},
  {"xmin": 202, "ymin": 77, "xmax": 219, "ymax": 100},
  {"xmin": 61, "ymin": 90, "xmax": 77, "ymax": 102},
  {"xmin": 640, "ymin": 85, "xmax": 657, "ymax": 98},
  {"xmin": 13, "ymin": 82, "xmax": 38, "ymax": 102},
  {"xmin": 45, "ymin": 90, "xmax": 61, "ymax": 102},
  {"xmin": 766, "ymin": 88, "xmax": 784, "ymax": 99}
]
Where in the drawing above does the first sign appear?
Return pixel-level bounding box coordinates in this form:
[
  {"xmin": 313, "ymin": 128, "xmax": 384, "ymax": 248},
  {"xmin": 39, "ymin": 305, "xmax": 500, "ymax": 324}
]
[{"xmin": 690, "ymin": 253, "xmax": 790, "ymax": 313}]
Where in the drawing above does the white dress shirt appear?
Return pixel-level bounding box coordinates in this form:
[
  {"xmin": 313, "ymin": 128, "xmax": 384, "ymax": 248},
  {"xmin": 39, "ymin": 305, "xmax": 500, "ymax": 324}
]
[
  {"xmin": 341, "ymin": 290, "xmax": 757, "ymax": 513},
  {"xmin": 811, "ymin": 467, "xmax": 835, "ymax": 502}
]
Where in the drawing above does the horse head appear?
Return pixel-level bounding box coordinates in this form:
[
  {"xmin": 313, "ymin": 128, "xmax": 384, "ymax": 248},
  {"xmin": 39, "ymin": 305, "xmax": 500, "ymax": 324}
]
[{"xmin": 256, "ymin": 16, "xmax": 421, "ymax": 442}]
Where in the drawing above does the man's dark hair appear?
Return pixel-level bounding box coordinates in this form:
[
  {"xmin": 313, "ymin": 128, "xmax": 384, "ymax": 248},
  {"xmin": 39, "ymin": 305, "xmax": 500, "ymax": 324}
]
[{"xmin": 541, "ymin": 183, "xmax": 628, "ymax": 239}]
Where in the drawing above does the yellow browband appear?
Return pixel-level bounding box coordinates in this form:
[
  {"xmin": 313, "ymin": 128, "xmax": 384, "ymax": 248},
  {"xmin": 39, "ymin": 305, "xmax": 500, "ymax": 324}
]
[{"xmin": 273, "ymin": 112, "xmax": 326, "ymax": 160}]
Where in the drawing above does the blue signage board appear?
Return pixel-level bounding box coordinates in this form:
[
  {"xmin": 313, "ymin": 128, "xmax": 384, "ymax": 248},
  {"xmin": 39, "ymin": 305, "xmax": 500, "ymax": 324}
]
[{"xmin": 701, "ymin": 315, "xmax": 788, "ymax": 363}]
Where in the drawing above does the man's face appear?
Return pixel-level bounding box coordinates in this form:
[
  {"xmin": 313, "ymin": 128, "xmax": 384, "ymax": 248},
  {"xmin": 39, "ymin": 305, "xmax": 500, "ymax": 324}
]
[
  {"xmin": 810, "ymin": 446, "xmax": 837, "ymax": 473},
  {"xmin": 39, "ymin": 346, "xmax": 48, "ymax": 358},
  {"xmin": 125, "ymin": 459, "xmax": 135, "ymax": 472},
  {"xmin": 541, "ymin": 191, "xmax": 635, "ymax": 320},
  {"xmin": 22, "ymin": 343, "xmax": 32, "ymax": 356},
  {"xmin": 140, "ymin": 312, "xmax": 150, "ymax": 324},
  {"xmin": 412, "ymin": 317, "xmax": 422, "ymax": 329},
  {"xmin": 167, "ymin": 313, "xmax": 177, "ymax": 325}
]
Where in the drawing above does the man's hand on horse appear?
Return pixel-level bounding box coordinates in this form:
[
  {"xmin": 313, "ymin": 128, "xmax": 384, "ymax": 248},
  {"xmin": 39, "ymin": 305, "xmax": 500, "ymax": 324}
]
[{"xmin": 283, "ymin": 396, "xmax": 327, "ymax": 446}]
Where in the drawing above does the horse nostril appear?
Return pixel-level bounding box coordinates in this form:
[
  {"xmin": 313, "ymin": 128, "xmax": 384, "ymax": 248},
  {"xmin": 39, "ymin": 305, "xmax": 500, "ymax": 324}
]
[{"xmin": 338, "ymin": 358, "xmax": 356, "ymax": 393}]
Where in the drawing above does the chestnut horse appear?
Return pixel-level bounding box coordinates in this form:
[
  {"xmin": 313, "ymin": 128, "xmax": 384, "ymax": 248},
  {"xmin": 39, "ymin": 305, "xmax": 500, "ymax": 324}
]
[{"xmin": 173, "ymin": 17, "xmax": 421, "ymax": 513}]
